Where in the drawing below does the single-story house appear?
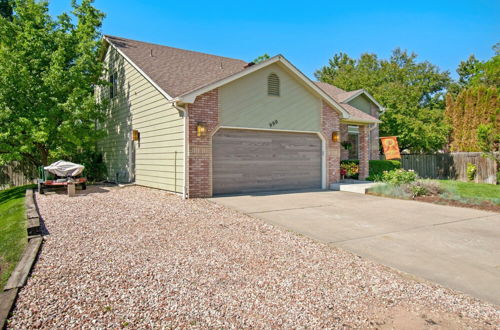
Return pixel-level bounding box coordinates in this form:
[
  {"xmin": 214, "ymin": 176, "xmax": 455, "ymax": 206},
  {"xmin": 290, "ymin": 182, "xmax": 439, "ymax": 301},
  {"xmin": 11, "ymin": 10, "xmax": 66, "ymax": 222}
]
[{"xmin": 98, "ymin": 36, "xmax": 383, "ymax": 198}]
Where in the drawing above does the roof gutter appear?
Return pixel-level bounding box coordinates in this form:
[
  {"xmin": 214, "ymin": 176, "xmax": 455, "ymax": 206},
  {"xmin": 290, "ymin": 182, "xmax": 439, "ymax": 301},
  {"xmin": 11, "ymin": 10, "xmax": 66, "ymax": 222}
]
[{"xmin": 340, "ymin": 117, "xmax": 381, "ymax": 125}]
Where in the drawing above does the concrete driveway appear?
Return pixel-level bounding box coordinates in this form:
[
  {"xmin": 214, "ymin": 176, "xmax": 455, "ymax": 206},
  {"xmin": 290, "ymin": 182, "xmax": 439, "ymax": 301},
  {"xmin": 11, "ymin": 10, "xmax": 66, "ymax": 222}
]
[{"xmin": 210, "ymin": 190, "xmax": 500, "ymax": 305}]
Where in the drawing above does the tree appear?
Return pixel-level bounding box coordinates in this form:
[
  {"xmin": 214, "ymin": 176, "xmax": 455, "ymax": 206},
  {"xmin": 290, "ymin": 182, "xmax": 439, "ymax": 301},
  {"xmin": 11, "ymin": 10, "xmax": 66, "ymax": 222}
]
[
  {"xmin": 445, "ymin": 86, "xmax": 498, "ymax": 152},
  {"xmin": 470, "ymin": 43, "xmax": 500, "ymax": 88},
  {"xmin": 477, "ymin": 123, "xmax": 499, "ymax": 162},
  {"xmin": 315, "ymin": 48, "xmax": 451, "ymax": 152},
  {"xmin": 0, "ymin": 0, "xmax": 106, "ymax": 168},
  {"xmin": 252, "ymin": 53, "xmax": 270, "ymax": 64},
  {"xmin": 445, "ymin": 43, "xmax": 499, "ymax": 154},
  {"xmin": 0, "ymin": 0, "xmax": 13, "ymax": 19}
]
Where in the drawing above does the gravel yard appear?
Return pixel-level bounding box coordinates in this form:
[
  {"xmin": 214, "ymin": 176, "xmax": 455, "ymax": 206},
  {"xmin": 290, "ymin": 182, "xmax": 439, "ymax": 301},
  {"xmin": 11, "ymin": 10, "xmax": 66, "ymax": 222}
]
[{"xmin": 7, "ymin": 185, "xmax": 500, "ymax": 328}]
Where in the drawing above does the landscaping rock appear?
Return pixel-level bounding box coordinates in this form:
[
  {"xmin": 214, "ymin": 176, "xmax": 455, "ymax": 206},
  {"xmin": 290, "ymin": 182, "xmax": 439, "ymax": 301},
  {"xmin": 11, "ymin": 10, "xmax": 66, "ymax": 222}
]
[{"xmin": 7, "ymin": 186, "xmax": 500, "ymax": 328}]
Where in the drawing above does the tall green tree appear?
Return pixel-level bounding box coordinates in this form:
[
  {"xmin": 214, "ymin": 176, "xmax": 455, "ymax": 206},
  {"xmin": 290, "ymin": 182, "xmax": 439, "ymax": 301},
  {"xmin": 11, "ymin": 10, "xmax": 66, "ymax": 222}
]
[
  {"xmin": 0, "ymin": 0, "xmax": 13, "ymax": 19},
  {"xmin": 0, "ymin": 0, "xmax": 106, "ymax": 167},
  {"xmin": 449, "ymin": 43, "xmax": 500, "ymax": 94},
  {"xmin": 315, "ymin": 49, "xmax": 451, "ymax": 152}
]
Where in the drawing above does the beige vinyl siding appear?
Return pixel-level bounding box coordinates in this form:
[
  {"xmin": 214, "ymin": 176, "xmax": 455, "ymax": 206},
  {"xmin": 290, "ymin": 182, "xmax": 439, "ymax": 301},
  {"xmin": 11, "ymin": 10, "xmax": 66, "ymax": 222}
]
[
  {"xmin": 98, "ymin": 46, "xmax": 184, "ymax": 193},
  {"xmin": 348, "ymin": 94, "xmax": 374, "ymax": 114},
  {"xmin": 219, "ymin": 63, "xmax": 321, "ymax": 132}
]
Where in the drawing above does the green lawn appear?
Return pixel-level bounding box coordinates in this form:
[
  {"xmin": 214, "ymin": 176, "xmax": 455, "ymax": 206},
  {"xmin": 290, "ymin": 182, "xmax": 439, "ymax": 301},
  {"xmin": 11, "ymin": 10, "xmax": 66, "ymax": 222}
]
[
  {"xmin": 438, "ymin": 180, "xmax": 500, "ymax": 205},
  {"xmin": 0, "ymin": 185, "xmax": 30, "ymax": 289}
]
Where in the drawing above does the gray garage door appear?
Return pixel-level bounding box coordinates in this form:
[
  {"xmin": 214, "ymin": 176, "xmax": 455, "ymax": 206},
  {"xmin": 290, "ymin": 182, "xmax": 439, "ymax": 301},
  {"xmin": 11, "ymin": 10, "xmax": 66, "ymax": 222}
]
[{"xmin": 213, "ymin": 129, "xmax": 322, "ymax": 195}]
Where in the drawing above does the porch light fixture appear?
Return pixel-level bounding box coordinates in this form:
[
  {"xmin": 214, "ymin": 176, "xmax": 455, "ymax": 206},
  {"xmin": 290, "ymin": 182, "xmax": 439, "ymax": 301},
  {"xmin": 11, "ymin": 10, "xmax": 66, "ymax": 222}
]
[
  {"xmin": 132, "ymin": 129, "xmax": 140, "ymax": 141},
  {"xmin": 331, "ymin": 131, "xmax": 340, "ymax": 143},
  {"xmin": 196, "ymin": 122, "xmax": 207, "ymax": 137}
]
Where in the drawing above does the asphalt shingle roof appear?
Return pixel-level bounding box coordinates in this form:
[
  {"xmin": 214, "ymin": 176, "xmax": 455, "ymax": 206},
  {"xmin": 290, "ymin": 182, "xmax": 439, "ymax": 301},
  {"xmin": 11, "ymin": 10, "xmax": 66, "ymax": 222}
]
[
  {"xmin": 105, "ymin": 35, "xmax": 248, "ymax": 98},
  {"xmin": 105, "ymin": 36, "xmax": 379, "ymax": 123},
  {"xmin": 314, "ymin": 82, "xmax": 379, "ymax": 122}
]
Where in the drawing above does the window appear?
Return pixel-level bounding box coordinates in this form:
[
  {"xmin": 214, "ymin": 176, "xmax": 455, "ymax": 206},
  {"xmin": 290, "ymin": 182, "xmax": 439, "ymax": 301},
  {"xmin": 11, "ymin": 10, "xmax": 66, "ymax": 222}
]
[
  {"xmin": 347, "ymin": 125, "xmax": 359, "ymax": 159},
  {"xmin": 109, "ymin": 72, "xmax": 117, "ymax": 99},
  {"xmin": 267, "ymin": 73, "xmax": 280, "ymax": 96}
]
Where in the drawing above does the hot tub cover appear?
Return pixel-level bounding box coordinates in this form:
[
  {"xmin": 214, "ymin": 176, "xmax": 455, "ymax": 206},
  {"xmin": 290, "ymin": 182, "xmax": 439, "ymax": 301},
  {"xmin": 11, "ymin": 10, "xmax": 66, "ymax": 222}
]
[{"xmin": 44, "ymin": 160, "xmax": 85, "ymax": 177}]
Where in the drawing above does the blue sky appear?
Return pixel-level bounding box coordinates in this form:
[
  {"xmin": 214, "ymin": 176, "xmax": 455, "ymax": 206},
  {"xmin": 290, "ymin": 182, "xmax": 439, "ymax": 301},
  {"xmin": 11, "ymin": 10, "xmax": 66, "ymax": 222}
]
[{"xmin": 49, "ymin": 0, "xmax": 499, "ymax": 79}]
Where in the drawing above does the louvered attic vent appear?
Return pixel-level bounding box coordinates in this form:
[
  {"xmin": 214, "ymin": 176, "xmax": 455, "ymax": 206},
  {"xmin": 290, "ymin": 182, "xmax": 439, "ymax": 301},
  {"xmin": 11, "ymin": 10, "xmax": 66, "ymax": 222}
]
[{"xmin": 267, "ymin": 73, "xmax": 280, "ymax": 96}]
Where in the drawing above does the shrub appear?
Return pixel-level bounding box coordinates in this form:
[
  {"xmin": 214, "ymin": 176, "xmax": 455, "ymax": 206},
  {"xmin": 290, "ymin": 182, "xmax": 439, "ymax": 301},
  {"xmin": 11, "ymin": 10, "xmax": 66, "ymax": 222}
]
[
  {"xmin": 367, "ymin": 173, "xmax": 384, "ymax": 182},
  {"xmin": 466, "ymin": 163, "xmax": 477, "ymax": 182},
  {"xmin": 368, "ymin": 179, "xmax": 442, "ymax": 200},
  {"xmin": 367, "ymin": 160, "xmax": 401, "ymax": 180},
  {"xmin": 404, "ymin": 180, "xmax": 443, "ymax": 198},
  {"xmin": 342, "ymin": 159, "xmax": 401, "ymax": 181},
  {"xmin": 408, "ymin": 184, "xmax": 427, "ymax": 198},
  {"xmin": 71, "ymin": 151, "xmax": 107, "ymax": 182},
  {"xmin": 368, "ymin": 183, "xmax": 410, "ymax": 199},
  {"xmin": 381, "ymin": 169, "xmax": 418, "ymax": 185},
  {"xmin": 369, "ymin": 160, "xmax": 401, "ymax": 176}
]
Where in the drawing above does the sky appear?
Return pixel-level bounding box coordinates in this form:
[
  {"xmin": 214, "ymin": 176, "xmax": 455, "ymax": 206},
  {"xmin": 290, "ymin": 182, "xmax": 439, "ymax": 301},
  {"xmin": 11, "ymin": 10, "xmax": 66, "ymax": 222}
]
[{"xmin": 49, "ymin": 0, "xmax": 500, "ymax": 79}]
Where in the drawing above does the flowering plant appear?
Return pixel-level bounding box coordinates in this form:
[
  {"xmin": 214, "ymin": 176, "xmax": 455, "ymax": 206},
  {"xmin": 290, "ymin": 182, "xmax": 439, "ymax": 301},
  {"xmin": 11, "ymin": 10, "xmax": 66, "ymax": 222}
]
[{"xmin": 340, "ymin": 162, "xmax": 359, "ymax": 178}]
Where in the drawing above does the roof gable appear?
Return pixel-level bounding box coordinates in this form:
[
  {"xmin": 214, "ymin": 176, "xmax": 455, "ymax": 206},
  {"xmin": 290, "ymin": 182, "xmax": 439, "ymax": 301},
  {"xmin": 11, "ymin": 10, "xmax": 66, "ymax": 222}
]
[{"xmin": 314, "ymin": 82, "xmax": 381, "ymax": 124}]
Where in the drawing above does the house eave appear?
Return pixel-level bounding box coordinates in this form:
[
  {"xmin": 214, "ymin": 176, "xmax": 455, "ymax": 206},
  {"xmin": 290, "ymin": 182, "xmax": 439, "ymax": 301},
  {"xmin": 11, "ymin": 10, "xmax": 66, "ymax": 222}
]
[
  {"xmin": 341, "ymin": 118, "xmax": 381, "ymax": 125},
  {"xmin": 342, "ymin": 89, "xmax": 385, "ymax": 112}
]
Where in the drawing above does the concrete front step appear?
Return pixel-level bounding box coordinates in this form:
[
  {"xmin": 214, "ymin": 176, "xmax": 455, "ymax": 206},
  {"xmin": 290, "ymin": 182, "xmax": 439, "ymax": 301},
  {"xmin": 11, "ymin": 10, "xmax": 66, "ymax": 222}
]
[{"xmin": 330, "ymin": 181, "xmax": 377, "ymax": 194}]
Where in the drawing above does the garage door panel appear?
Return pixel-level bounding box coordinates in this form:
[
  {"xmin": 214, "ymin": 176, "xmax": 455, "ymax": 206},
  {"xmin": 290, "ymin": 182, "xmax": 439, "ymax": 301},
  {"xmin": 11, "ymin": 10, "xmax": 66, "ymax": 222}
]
[{"xmin": 213, "ymin": 129, "xmax": 322, "ymax": 194}]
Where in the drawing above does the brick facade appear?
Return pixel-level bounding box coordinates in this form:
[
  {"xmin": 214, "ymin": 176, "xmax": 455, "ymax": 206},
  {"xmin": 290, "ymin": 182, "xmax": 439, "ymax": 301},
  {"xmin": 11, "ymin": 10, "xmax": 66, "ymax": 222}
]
[
  {"xmin": 186, "ymin": 91, "xmax": 372, "ymax": 196},
  {"xmin": 339, "ymin": 124, "xmax": 349, "ymax": 161},
  {"xmin": 321, "ymin": 101, "xmax": 341, "ymax": 185},
  {"xmin": 187, "ymin": 89, "xmax": 219, "ymax": 198},
  {"xmin": 370, "ymin": 103, "xmax": 380, "ymax": 160},
  {"xmin": 359, "ymin": 125, "xmax": 369, "ymax": 180}
]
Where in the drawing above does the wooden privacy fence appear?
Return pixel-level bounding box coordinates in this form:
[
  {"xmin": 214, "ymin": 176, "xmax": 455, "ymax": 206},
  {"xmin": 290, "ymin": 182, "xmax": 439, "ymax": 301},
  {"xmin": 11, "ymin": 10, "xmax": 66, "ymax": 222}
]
[
  {"xmin": 394, "ymin": 153, "xmax": 498, "ymax": 184},
  {"xmin": 0, "ymin": 162, "xmax": 37, "ymax": 190}
]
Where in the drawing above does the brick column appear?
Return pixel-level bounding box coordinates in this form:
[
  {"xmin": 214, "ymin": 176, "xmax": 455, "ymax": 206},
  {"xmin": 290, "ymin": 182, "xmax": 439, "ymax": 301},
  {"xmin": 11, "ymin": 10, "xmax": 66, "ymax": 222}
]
[
  {"xmin": 339, "ymin": 124, "xmax": 349, "ymax": 161},
  {"xmin": 321, "ymin": 101, "xmax": 341, "ymax": 186},
  {"xmin": 359, "ymin": 125, "xmax": 369, "ymax": 180},
  {"xmin": 188, "ymin": 89, "xmax": 219, "ymax": 197}
]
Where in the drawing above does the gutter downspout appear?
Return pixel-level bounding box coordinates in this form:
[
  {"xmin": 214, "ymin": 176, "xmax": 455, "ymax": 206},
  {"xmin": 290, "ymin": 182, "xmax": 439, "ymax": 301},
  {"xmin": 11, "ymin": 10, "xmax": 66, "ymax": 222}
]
[{"xmin": 172, "ymin": 101, "xmax": 189, "ymax": 199}]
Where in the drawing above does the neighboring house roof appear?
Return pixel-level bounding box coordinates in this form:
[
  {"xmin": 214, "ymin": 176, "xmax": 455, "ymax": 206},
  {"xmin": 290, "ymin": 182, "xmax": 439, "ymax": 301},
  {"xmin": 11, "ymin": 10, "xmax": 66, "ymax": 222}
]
[
  {"xmin": 104, "ymin": 35, "xmax": 380, "ymax": 123},
  {"xmin": 314, "ymin": 82, "xmax": 381, "ymax": 123}
]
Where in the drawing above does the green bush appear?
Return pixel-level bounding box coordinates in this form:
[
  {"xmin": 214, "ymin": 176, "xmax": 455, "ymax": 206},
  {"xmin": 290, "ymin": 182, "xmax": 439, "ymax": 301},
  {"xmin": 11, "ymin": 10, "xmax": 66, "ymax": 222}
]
[
  {"xmin": 70, "ymin": 151, "xmax": 107, "ymax": 182},
  {"xmin": 368, "ymin": 160, "xmax": 401, "ymax": 178},
  {"xmin": 466, "ymin": 163, "xmax": 477, "ymax": 182},
  {"xmin": 381, "ymin": 168, "xmax": 418, "ymax": 185},
  {"xmin": 341, "ymin": 159, "xmax": 401, "ymax": 181}
]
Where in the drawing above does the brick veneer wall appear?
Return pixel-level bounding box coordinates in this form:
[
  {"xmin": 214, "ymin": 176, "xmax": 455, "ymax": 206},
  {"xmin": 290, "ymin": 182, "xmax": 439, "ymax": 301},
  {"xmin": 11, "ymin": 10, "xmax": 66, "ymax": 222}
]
[
  {"xmin": 339, "ymin": 124, "xmax": 349, "ymax": 161},
  {"xmin": 370, "ymin": 103, "xmax": 380, "ymax": 160},
  {"xmin": 187, "ymin": 89, "xmax": 219, "ymax": 198},
  {"xmin": 359, "ymin": 125, "xmax": 369, "ymax": 179},
  {"xmin": 321, "ymin": 101, "xmax": 341, "ymax": 185}
]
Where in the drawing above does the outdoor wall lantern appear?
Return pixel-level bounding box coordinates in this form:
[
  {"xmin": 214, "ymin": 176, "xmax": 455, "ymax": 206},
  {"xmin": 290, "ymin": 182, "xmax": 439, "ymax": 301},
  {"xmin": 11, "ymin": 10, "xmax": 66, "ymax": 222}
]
[
  {"xmin": 132, "ymin": 129, "xmax": 140, "ymax": 141},
  {"xmin": 196, "ymin": 122, "xmax": 207, "ymax": 137},
  {"xmin": 331, "ymin": 131, "xmax": 340, "ymax": 142}
]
